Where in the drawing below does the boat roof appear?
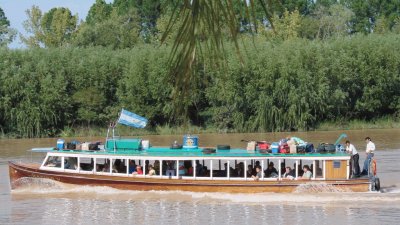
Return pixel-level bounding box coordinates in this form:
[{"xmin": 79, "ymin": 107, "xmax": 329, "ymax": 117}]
[{"xmin": 41, "ymin": 147, "xmax": 350, "ymax": 158}]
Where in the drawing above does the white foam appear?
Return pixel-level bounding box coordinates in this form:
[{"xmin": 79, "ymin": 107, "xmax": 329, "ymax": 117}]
[{"xmin": 11, "ymin": 177, "xmax": 400, "ymax": 205}]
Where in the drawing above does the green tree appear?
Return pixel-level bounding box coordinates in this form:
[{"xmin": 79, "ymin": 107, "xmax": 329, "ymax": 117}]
[
  {"xmin": 21, "ymin": 6, "xmax": 78, "ymax": 48},
  {"xmin": 268, "ymin": 9, "xmax": 302, "ymax": 40},
  {"xmin": 113, "ymin": 0, "xmax": 162, "ymax": 41},
  {"xmin": 0, "ymin": 7, "xmax": 16, "ymax": 47},
  {"xmin": 314, "ymin": 4, "xmax": 354, "ymax": 39},
  {"xmin": 374, "ymin": 16, "xmax": 390, "ymax": 34},
  {"xmin": 40, "ymin": 7, "xmax": 78, "ymax": 47},
  {"xmin": 73, "ymin": 8, "xmax": 140, "ymax": 49},
  {"xmin": 20, "ymin": 6, "xmax": 43, "ymax": 47},
  {"xmin": 392, "ymin": 17, "xmax": 400, "ymax": 33},
  {"xmin": 86, "ymin": 0, "xmax": 112, "ymax": 24}
]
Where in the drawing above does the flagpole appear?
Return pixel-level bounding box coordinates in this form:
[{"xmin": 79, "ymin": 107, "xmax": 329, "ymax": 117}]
[{"xmin": 113, "ymin": 111, "xmax": 122, "ymax": 153}]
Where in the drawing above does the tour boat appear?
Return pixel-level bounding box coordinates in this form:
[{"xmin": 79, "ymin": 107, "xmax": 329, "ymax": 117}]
[
  {"xmin": 8, "ymin": 110, "xmax": 380, "ymax": 193},
  {"xmin": 8, "ymin": 136, "xmax": 380, "ymax": 193}
]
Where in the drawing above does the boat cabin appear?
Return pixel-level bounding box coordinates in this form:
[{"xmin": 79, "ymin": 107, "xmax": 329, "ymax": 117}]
[{"xmin": 39, "ymin": 138, "xmax": 351, "ymax": 181}]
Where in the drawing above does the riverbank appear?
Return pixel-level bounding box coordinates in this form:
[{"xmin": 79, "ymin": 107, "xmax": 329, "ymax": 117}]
[
  {"xmin": 1, "ymin": 117, "xmax": 399, "ymax": 139},
  {"xmin": 316, "ymin": 117, "xmax": 400, "ymax": 131},
  {"xmin": 54, "ymin": 117, "xmax": 400, "ymax": 137}
]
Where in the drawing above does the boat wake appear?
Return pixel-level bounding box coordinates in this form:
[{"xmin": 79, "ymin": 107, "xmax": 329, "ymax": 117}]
[
  {"xmin": 294, "ymin": 183, "xmax": 350, "ymax": 193},
  {"xmin": 11, "ymin": 177, "xmax": 400, "ymax": 206},
  {"xmin": 12, "ymin": 177, "xmax": 66, "ymax": 191}
]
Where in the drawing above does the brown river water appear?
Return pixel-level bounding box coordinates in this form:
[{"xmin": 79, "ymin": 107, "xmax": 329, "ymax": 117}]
[{"xmin": 1, "ymin": 129, "xmax": 400, "ymax": 225}]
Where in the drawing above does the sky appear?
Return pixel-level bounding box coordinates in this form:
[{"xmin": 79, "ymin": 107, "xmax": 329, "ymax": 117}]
[{"xmin": 0, "ymin": 0, "xmax": 112, "ymax": 48}]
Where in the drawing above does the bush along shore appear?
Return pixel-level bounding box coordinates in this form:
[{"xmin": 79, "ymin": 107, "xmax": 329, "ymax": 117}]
[{"xmin": 1, "ymin": 34, "xmax": 400, "ymax": 138}]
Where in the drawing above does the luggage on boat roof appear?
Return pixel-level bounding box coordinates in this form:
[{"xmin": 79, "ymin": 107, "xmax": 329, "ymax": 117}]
[{"xmin": 316, "ymin": 143, "xmax": 336, "ymax": 153}]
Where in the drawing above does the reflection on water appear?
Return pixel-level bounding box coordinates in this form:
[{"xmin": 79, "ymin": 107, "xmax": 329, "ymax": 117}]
[{"xmin": 1, "ymin": 129, "xmax": 400, "ymax": 224}]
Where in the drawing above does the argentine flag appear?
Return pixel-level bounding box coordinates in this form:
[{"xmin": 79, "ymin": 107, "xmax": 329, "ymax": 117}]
[{"xmin": 117, "ymin": 109, "xmax": 148, "ymax": 128}]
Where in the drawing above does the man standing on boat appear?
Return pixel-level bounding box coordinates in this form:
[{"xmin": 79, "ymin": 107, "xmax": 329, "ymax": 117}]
[
  {"xmin": 361, "ymin": 137, "xmax": 375, "ymax": 176},
  {"xmin": 345, "ymin": 140, "xmax": 360, "ymax": 178}
]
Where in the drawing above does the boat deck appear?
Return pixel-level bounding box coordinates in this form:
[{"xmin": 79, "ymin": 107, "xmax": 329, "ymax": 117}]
[{"xmin": 42, "ymin": 147, "xmax": 350, "ymax": 158}]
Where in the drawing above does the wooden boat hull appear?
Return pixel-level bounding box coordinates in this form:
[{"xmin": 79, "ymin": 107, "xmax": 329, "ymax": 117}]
[{"xmin": 9, "ymin": 161, "xmax": 370, "ymax": 193}]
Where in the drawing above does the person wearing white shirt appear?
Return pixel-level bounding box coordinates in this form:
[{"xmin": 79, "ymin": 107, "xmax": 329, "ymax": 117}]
[
  {"xmin": 345, "ymin": 140, "xmax": 360, "ymax": 177},
  {"xmin": 361, "ymin": 137, "xmax": 375, "ymax": 176}
]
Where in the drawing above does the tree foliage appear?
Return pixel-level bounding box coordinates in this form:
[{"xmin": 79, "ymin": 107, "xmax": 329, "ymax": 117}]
[
  {"xmin": 73, "ymin": 8, "xmax": 140, "ymax": 49},
  {"xmin": 1, "ymin": 34, "xmax": 399, "ymax": 137},
  {"xmin": 21, "ymin": 6, "xmax": 78, "ymax": 48},
  {"xmin": 0, "ymin": 7, "xmax": 16, "ymax": 47},
  {"xmin": 1, "ymin": 1, "xmax": 400, "ymax": 137}
]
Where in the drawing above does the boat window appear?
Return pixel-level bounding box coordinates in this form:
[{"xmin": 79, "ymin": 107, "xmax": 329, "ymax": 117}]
[
  {"xmin": 213, "ymin": 159, "xmax": 230, "ymax": 178},
  {"xmin": 264, "ymin": 159, "xmax": 280, "ymax": 178},
  {"xmin": 80, "ymin": 157, "xmax": 94, "ymax": 171},
  {"xmin": 225, "ymin": 160, "xmax": 236, "ymax": 178},
  {"xmin": 280, "ymin": 159, "xmax": 296, "ymax": 180},
  {"xmin": 194, "ymin": 160, "xmax": 208, "ymax": 177},
  {"xmin": 164, "ymin": 160, "xmax": 176, "ymax": 177},
  {"xmin": 231, "ymin": 160, "xmax": 245, "ymax": 178},
  {"xmin": 64, "ymin": 157, "xmax": 78, "ymax": 170},
  {"xmin": 136, "ymin": 159, "xmax": 160, "ymax": 176},
  {"xmin": 112, "ymin": 158, "xmax": 126, "ymax": 174},
  {"xmin": 243, "ymin": 159, "xmax": 256, "ymax": 179},
  {"xmin": 297, "ymin": 160, "xmax": 314, "ymax": 179},
  {"xmin": 95, "ymin": 158, "xmax": 108, "ymax": 172},
  {"xmin": 44, "ymin": 156, "xmax": 62, "ymax": 168},
  {"xmin": 128, "ymin": 159, "xmax": 137, "ymax": 174},
  {"xmin": 179, "ymin": 160, "xmax": 192, "ymax": 177},
  {"xmin": 314, "ymin": 160, "xmax": 324, "ymax": 178}
]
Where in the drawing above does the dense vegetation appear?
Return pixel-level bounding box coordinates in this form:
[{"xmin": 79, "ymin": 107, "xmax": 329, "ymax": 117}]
[
  {"xmin": 0, "ymin": 1, "xmax": 400, "ymax": 137},
  {"xmin": 1, "ymin": 34, "xmax": 399, "ymax": 137}
]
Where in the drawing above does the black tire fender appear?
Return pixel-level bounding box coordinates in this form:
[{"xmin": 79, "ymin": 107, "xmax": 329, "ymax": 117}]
[
  {"xmin": 217, "ymin": 145, "xmax": 230, "ymax": 150},
  {"xmin": 375, "ymin": 177, "xmax": 380, "ymax": 191},
  {"xmin": 170, "ymin": 144, "xmax": 183, "ymax": 149},
  {"xmin": 202, "ymin": 148, "xmax": 216, "ymax": 154}
]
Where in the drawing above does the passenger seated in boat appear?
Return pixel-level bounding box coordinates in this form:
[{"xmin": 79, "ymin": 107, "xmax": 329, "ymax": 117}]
[
  {"xmin": 295, "ymin": 163, "xmax": 304, "ymax": 177},
  {"xmin": 148, "ymin": 165, "xmax": 156, "ymax": 176},
  {"xmin": 133, "ymin": 165, "xmax": 143, "ymax": 175},
  {"xmin": 247, "ymin": 165, "xmax": 254, "ymax": 177},
  {"xmin": 102, "ymin": 160, "xmax": 111, "ymax": 172},
  {"xmin": 153, "ymin": 161, "xmax": 160, "ymax": 175},
  {"xmin": 233, "ymin": 162, "xmax": 244, "ymax": 177},
  {"xmin": 195, "ymin": 160, "xmax": 204, "ymax": 176},
  {"xmin": 264, "ymin": 162, "xmax": 278, "ymax": 178},
  {"xmin": 112, "ymin": 164, "xmax": 118, "ymax": 173},
  {"xmin": 251, "ymin": 167, "xmax": 262, "ymax": 181},
  {"xmin": 128, "ymin": 160, "xmax": 137, "ymax": 174},
  {"xmin": 64, "ymin": 158, "xmax": 77, "ymax": 170},
  {"xmin": 113, "ymin": 159, "xmax": 124, "ymax": 173},
  {"xmin": 145, "ymin": 160, "xmax": 150, "ymax": 174},
  {"xmin": 298, "ymin": 165, "xmax": 312, "ymax": 180},
  {"xmin": 45, "ymin": 156, "xmax": 61, "ymax": 167},
  {"xmin": 188, "ymin": 166, "xmax": 193, "ymax": 176},
  {"xmin": 252, "ymin": 161, "xmax": 260, "ymax": 175},
  {"xmin": 282, "ymin": 167, "xmax": 295, "ymax": 180}
]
